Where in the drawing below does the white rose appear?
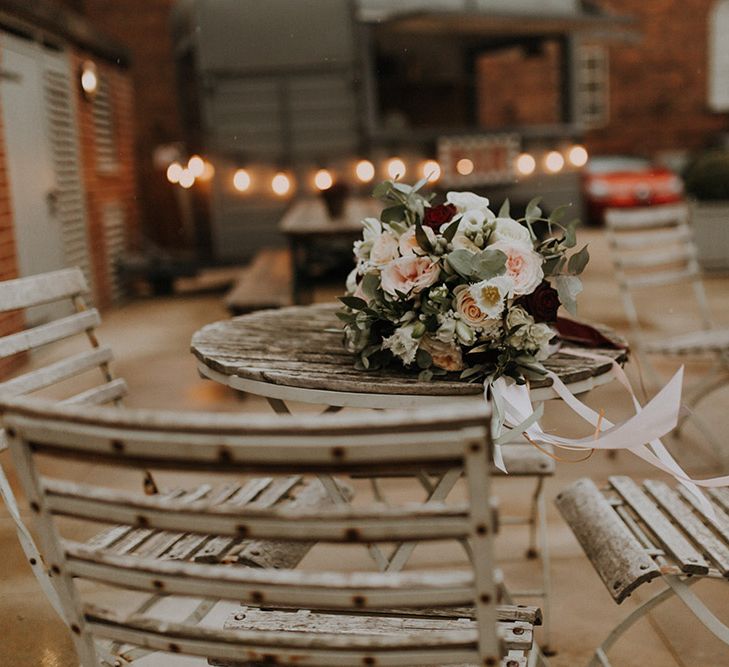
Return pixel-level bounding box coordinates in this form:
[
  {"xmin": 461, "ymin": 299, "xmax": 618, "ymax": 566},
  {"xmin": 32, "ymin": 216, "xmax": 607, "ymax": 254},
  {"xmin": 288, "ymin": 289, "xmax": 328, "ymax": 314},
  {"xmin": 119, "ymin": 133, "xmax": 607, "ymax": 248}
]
[
  {"xmin": 506, "ymin": 307, "xmax": 557, "ymax": 359},
  {"xmin": 469, "ymin": 274, "xmax": 514, "ymax": 319},
  {"xmin": 446, "ymin": 191, "xmax": 491, "ymax": 213},
  {"xmin": 361, "ymin": 217, "xmax": 383, "ymax": 244},
  {"xmin": 459, "ymin": 209, "xmax": 487, "ymax": 231},
  {"xmin": 489, "ymin": 240, "xmax": 544, "ymax": 296},
  {"xmin": 345, "ymin": 268, "xmax": 358, "ymax": 293},
  {"xmin": 490, "ymin": 217, "xmax": 532, "ymax": 248},
  {"xmin": 369, "ymin": 231, "xmax": 400, "ymax": 266}
]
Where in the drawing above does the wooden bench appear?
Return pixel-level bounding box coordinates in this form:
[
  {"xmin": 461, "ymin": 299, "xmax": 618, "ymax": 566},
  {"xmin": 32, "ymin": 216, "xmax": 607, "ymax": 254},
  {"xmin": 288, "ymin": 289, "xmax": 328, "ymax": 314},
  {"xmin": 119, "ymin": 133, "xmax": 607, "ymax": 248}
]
[
  {"xmin": 2, "ymin": 397, "xmax": 541, "ymax": 666},
  {"xmin": 556, "ymin": 476, "xmax": 729, "ymax": 665},
  {"xmin": 225, "ymin": 248, "xmax": 292, "ymax": 315}
]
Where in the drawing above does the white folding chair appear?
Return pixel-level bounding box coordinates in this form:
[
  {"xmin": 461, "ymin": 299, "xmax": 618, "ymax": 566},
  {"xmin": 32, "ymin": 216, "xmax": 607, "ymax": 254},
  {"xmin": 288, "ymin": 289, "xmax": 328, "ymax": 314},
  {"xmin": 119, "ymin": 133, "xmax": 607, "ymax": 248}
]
[
  {"xmin": 2, "ymin": 395, "xmax": 540, "ymax": 666},
  {"xmin": 604, "ymin": 204, "xmax": 729, "ymax": 461}
]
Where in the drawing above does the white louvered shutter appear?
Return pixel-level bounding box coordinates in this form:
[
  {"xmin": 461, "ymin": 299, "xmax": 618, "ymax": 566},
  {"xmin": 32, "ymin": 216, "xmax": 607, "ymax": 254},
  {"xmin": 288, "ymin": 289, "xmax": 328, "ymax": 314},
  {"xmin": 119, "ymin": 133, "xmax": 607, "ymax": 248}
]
[
  {"xmin": 42, "ymin": 51, "xmax": 94, "ymax": 295},
  {"xmin": 709, "ymin": 0, "xmax": 729, "ymax": 111},
  {"xmin": 102, "ymin": 201, "xmax": 126, "ymax": 303}
]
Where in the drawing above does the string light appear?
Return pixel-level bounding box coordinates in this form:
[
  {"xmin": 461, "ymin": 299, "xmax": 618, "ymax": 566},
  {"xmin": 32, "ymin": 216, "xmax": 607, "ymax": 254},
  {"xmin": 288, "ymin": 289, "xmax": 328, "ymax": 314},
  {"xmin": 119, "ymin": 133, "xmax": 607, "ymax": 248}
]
[
  {"xmin": 314, "ymin": 169, "xmax": 333, "ymax": 190},
  {"xmin": 199, "ymin": 161, "xmax": 215, "ymax": 181},
  {"xmin": 386, "ymin": 158, "xmax": 406, "ymax": 179},
  {"xmin": 355, "ymin": 159, "xmax": 375, "ymax": 182},
  {"xmin": 516, "ymin": 153, "xmax": 536, "ymax": 176},
  {"xmin": 166, "ymin": 162, "xmax": 183, "ymax": 184},
  {"xmin": 456, "ymin": 158, "xmax": 474, "ymax": 176},
  {"xmin": 80, "ymin": 61, "xmax": 98, "ymax": 98},
  {"xmin": 568, "ymin": 145, "xmax": 589, "ymax": 167},
  {"xmin": 272, "ymin": 172, "xmax": 292, "ymax": 196},
  {"xmin": 187, "ymin": 155, "xmax": 205, "ymax": 178},
  {"xmin": 178, "ymin": 169, "xmax": 195, "ymax": 189},
  {"xmin": 233, "ymin": 169, "xmax": 251, "ymax": 192},
  {"xmin": 421, "ymin": 159, "xmax": 441, "ymax": 182},
  {"xmin": 545, "ymin": 151, "xmax": 565, "ymax": 173}
]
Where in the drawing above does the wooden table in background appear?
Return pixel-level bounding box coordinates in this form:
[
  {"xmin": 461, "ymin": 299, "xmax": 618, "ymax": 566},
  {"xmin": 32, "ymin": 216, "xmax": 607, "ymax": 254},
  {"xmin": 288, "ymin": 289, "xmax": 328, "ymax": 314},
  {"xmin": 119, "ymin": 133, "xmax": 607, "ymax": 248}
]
[{"xmin": 279, "ymin": 197, "xmax": 380, "ymax": 304}]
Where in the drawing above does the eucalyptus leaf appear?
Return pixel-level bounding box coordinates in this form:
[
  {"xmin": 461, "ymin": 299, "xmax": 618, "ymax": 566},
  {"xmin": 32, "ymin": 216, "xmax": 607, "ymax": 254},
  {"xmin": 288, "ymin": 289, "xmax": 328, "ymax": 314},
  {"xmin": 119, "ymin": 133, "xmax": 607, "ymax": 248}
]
[
  {"xmin": 563, "ymin": 220, "xmax": 578, "ymax": 248},
  {"xmin": 525, "ymin": 196, "xmax": 543, "ymax": 223},
  {"xmin": 471, "ymin": 249, "xmax": 507, "ymax": 280},
  {"xmin": 567, "ymin": 245, "xmax": 590, "ymax": 275},
  {"xmin": 411, "ymin": 175, "xmax": 430, "ymax": 193},
  {"xmin": 554, "ymin": 275, "xmax": 583, "ymax": 316},
  {"xmin": 416, "ymin": 348, "xmax": 433, "ymax": 369},
  {"xmin": 392, "ymin": 182, "xmax": 412, "ymax": 193},
  {"xmin": 372, "ymin": 181, "xmax": 392, "ymax": 199},
  {"xmin": 335, "ymin": 311, "xmax": 355, "ymax": 323},
  {"xmin": 548, "ymin": 204, "xmax": 570, "ymax": 225},
  {"xmin": 360, "ymin": 273, "xmax": 380, "ymax": 300},
  {"xmin": 498, "ymin": 198, "xmax": 510, "ymax": 218},
  {"xmin": 338, "ymin": 295, "xmax": 368, "ymax": 310},
  {"xmin": 446, "ymin": 249, "xmax": 475, "ymax": 278},
  {"xmin": 415, "ymin": 221, "xmax": 434, "ymax": 253},
  {"xmin": 381, "ymin": 204, "xmax": 406, "ymax": 224},
  {"xmin": 418, "ymin": 369, "xmax": 434, "ymax": 382},
  {"xmin": 442, "ymin": 217, "xmax": 461, "ymax": 242}
]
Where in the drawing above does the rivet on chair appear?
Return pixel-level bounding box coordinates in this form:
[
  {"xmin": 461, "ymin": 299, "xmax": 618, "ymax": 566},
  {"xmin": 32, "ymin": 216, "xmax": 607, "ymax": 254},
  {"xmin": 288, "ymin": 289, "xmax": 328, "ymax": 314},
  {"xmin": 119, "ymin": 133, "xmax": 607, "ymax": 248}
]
[
  {"xmin": 352, "ymin": 595, "xmax": 366, "ymax": 608},
  {"xmin": 513, "ymin": 626, "xmax": 525, "ymax": 635},
  {"xmin": 29, "ymin": 558, "xmax": 36, "ymax": 566},
  {"xmin": 469, "ymin": 442, "xmax": 481, "ymax": 453},
  {"xmin": 168, "ymin": 643, "xmax": 180, "ymax": 653},
  {"xmin": 476, "ymin": 523, "xmax": 488, "ymax": 536},
  {"xmin": 234, "ymin": 613, "xmax": 246, "ymax": 621},
  {"xmin": 111, "ymin": 439, "xmax": 124, "ymax": 453},
  {"xmin": 331, "ymin": 446, "xmax": 345, "ymax": 460},
  {"xmin": 251, "ymin": 591, "xmax": 264, "ymax": 603},
  {"xmin": 345, "ymin": 528, "xmax": 359, "ymax": 541},
  {"xmin": 363, "ymin": 657, "xmax": 376, "ymax": 666},
  {"xmin": 484, "ymin": 657, "xmax": 497, "ymax": 666},
  {"xmin": 218, "ymin": 446, "xmax": 232, "ymax": 463},
  {"xmin": 51, "ymin": 565, "xmax": 60, "ymax": 575},
  {"xmin": 480, "ymin": 593, "xmax": 491, "ymax": 604},
  {"xmin": 237, "ymin": 525, "xmax": 249, "ymax": 537},
  {"xmin": 152, "ymin": 579, "xmax": 164, "ymax": 590},
  {"xmin": 30, "ymin": 502, "xmax": 40, "ymax": 513},
  {"xmin": 70, "ymin": 624, "xmax": 81, "ymax": 635},
  {"xmin": 136, "ymin": 515, "xmax": 149, "ymax": 528}
]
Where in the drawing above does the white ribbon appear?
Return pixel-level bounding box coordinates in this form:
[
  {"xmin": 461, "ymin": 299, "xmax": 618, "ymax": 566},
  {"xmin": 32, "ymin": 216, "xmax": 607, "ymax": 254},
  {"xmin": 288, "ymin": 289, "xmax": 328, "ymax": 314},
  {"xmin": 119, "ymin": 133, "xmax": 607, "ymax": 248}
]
[{"xmin": 488, "ymin": 348, "xmax": 729, "ymax": 517}]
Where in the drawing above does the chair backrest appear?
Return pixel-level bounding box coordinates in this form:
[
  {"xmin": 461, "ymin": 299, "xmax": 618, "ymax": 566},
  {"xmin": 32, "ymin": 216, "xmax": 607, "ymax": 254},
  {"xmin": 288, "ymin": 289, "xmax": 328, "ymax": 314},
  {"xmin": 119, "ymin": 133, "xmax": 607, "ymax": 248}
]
[
  {"xmin": 2, "ymin": 396, "xmax": 500, "ymax": 666},
  {"xmin": 0, "ymin": 268, "xmax": 127, "ymax": 420},
  {"xmin": 604, "ymin": 203, "xmax": 714, "ymax": 346}
]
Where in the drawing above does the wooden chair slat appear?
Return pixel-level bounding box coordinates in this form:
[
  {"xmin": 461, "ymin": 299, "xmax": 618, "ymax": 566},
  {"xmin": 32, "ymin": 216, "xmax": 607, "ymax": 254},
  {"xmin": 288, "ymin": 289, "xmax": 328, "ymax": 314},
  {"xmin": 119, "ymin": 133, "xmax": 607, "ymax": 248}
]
[
  {"xmin": 65, "ymin": 544, "xmax": 477, "ymax": 610},
  {"xmin": 44, "ymin": 481, "xmax": 471, "ymax": 543},
  {"xmin": 642, "ymin": 328, "xmax": 729, "ymax": 355},
  {"xmin": 555, "ymin": 478, "xmax": 660, "ymax": 603},
  {"xmin": 609, "ymin": 476, "xmax": 709, "ymax": 574},
  {"xmin": 644, "ymin": 480, "xmax": 729, "ymax": 576},
  {"xmin": 708, "ymin": 488, "xmax": 729, "ymax": 515},
  {"xmin": 610, "ymin": 225, "xmax": 692, "ymax": 250},
  {"xmin": 676, "ymin": 486, "xmax": 729, "ymax": 545},
  {"xmin": 62, "ymin": 379, "xmax": 128, "ymax": 406},
  {"xmin": 0, "ymin": 309, "xmax": 100, "ymax": 359},
  {"xmin": 221, "ymin": 606, "xmax": 533, "ymax": 652},
  {"xmin": 0, "ymin": 268, "xmax": 88, "ymax": 311},
  {"xmin": 86, "ymin": 609, "xmax": 482, "ymax": 666},
  {"xmin": 615, "ymin": 246, "xmax": 696, "ymax": 270},
  {"xmin": 0, "ymin": 347, "xmax": 114, "ymax": 396},
  {"xmin": 604, "ymin": 204, "xmax": 688, "ymax": 229},
  {"xmin": 621, "ymin": 266, "xmax": 697, "ymax": 289}
]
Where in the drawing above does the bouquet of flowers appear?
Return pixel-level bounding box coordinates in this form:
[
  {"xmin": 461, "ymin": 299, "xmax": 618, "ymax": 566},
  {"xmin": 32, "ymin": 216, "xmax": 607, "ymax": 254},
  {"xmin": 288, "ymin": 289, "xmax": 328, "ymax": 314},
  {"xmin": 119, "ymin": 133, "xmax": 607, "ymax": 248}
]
[{"xmin": 339, "ymin": 179, "xmax": 590, "ymax": 383}]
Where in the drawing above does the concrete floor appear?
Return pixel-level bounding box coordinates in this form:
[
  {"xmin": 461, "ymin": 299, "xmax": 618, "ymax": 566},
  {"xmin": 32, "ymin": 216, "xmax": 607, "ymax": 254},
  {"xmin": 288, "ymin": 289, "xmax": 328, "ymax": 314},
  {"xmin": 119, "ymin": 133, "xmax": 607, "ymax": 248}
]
[{"xmin": 1, "ymin": 228, "xmax": 728, "ymax": 666}]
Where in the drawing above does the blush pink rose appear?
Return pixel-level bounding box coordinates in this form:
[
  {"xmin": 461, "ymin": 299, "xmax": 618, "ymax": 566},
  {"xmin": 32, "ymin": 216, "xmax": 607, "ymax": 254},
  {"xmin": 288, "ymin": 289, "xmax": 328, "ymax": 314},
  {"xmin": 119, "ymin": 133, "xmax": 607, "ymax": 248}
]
[
  {"xmin": 489, "ymin": 240, "xmax": 544, "ymax": 296},
  {"xmin": 398, "ymin": 227, "xmax": 436, "ymax": 256},
  {"xmin": 380, "ymin": 255, "xmax": 440, "ymax": 296},
  {"xmin": 369, "ymin": 231, "xmax": 399, "ymax": 266}
]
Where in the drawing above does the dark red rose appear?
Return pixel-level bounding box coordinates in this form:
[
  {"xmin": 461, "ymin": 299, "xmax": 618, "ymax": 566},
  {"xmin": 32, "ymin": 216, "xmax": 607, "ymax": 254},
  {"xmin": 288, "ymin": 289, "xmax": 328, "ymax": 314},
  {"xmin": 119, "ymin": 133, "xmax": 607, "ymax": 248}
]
[
  {"xmin": 423, "ymin": 203, "xmax": 457, "ymax": 231},
  {"xmin": 519, "ymin": 281, "xmax": 561, "ymax": 323}
]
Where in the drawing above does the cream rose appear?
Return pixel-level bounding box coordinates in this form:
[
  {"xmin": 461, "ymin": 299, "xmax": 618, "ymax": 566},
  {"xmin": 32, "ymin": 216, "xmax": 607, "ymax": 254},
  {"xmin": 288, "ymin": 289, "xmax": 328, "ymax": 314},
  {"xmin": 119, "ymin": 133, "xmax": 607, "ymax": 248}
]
[
  {"xmin": 369, "ymin": 231, "xmax": 400, "ymax": 266},
  {"xmin": 381, "ymin": 324, "xmax": 419, "ymax": 365},
  {"xmin": 469, "ymin": 274, "xmax": 514, "ymax": 319},
  {"xmin": 506, "ymin": 307, "xmax": 557, "ymax": 359},
  {"xmin": 380, "ymin": 255, "xmax": 440, "ymax": 296},
  {"xmin": 454, "ymin": 284, "xmax": 490, "ymax": 327},
  {"xmin": 489, "ymin": 240, "xmax": 544, "ymax": 296},
  {"xmin": 398, "ymin": 226, "xmax": 436, "ymax": 256},
  {"xmin": 419, "ymin": 335, "xmax": 465, "ymax": 372},
  {"xmin": 490, "ymin": 217, "xmax": 532, "ymax": 248}
]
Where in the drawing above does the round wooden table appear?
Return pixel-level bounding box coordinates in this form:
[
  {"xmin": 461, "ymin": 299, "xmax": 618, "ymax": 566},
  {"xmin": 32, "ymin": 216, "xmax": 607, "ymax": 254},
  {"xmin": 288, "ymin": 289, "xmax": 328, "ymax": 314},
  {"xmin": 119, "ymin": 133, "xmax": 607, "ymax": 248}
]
[{"xmin": 191, "ymin": 304, "xmax": 628, "ymax": 409}]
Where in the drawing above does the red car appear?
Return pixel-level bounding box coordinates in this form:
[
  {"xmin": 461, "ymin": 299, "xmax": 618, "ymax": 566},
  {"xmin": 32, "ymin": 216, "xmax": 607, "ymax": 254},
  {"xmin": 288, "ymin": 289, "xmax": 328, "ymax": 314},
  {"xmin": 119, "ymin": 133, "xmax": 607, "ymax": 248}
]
[{"xmin": 582, "ymin": 156, "xmax": 685, "ymax": 226}]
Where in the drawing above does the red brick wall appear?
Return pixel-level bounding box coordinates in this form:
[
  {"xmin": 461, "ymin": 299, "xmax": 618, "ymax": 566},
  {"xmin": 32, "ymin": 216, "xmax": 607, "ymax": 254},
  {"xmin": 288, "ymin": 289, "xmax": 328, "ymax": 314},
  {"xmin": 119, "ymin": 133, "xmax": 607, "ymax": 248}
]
[
  {"xmin": 73, "ymin": 51, "xmax": 138, "ymax": 309},
  {"xmin": 0, "ymin": 53, "xmax": 25, "ymax": 377},
  {"xmin": 585, "ymin": 0, "xmax": 729, "ymax": 156},
  {"xmin": 75, "ymin": 0, "xmax": 185, "ymax": 249}
]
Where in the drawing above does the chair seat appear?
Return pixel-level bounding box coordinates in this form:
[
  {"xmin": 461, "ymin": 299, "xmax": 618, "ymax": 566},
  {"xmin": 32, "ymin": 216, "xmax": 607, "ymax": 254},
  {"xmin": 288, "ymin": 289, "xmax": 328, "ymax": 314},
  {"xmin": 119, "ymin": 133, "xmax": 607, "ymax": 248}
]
[
  {"xmin": 643, "ymin": 327, "xmax": 729, "ymax": 355},
  {"xmin": 500, "ymin": 443, "xmax": 555, "ymax": 476},
  {"xmin": 87, "ymin": 477, "xmax": 351, "ymax": 567},
  {"xmin": 556, "ymin": 476, "xmax": 729, "ymax": 604}
]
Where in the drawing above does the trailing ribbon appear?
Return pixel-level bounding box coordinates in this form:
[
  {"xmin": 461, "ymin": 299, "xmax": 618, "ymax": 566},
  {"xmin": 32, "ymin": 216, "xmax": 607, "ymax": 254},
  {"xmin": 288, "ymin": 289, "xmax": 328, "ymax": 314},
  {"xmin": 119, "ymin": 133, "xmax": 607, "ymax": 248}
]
[{"xmin": 488, "ymin": 348, "xmax": 729, "ymax": 517}]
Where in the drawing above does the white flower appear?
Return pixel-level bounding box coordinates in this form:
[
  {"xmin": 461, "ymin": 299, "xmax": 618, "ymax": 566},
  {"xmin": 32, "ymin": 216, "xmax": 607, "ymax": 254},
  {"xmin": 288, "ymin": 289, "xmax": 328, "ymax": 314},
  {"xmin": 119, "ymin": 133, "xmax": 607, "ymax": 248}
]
[
  {"xmin": 345, "ymin": 268, "xmax": 358, "ymax": 293},
  {"xmin": 361, "ymin": 217, "xmax": 383, "ymax": 243},
  {"xmin": 369, "ymin": 231, "xmax": 400, "ymax": 266},
  {"xmin": 434, "ymin": 314, "xmax": 457, "ymax": 343},
  {"xmin": 381, "ymin": 324, "xmax": 420, "ymax": 365},
  {"xmin": 490, "ymin": 217, "xmax": 532, "ymax": 248},
  {"xmin": 446, "ymin": 191, "xmax": 491, "ymax": 213},
  {"xmin": 398, "ymin": 226, "xmax": 436, "ymax": 256},
  {"xmin": 489, "ymin": 240, "xmax": 544, "ymax": 296},
  {"xmin": 506, "ymin": 307, "xmax": 556, "ymax": 359},
  {"xmin": 459, "ymin": 209, "xmax": 487, "ymax": 230},
  {"xmin": 469, "ymin": 275, "xmax": 514, "ymax": 319}
]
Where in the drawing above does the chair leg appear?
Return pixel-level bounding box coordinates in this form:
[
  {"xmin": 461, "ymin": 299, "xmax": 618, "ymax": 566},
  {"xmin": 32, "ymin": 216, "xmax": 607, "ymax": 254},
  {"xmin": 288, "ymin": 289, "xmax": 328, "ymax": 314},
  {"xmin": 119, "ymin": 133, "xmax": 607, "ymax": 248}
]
[
  {"xmin": 536, "ymin": 484, "xmax": 554, "ymax": 656},
  {"xmin": 663, "ymin": 575, "xmax": 729, "ymax": 646},
  {"xmin": 587, "ymin": 578, "xmax": 699, "ymax": 667},
  {"xmin": 526, "ymin": 477, "xmax": 544, "ymax": 560}
]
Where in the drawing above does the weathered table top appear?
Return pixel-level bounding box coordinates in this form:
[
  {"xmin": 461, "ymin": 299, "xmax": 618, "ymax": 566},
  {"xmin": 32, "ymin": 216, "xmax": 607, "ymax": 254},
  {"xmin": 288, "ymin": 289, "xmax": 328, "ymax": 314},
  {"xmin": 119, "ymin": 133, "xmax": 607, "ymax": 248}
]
[
  {"xmin": 191, "ymin": 304, "xmax": 628, "ymax": 409},
  {"xmin": 279, "ymin": 198, "xmax": 380, "ymax": 237}
]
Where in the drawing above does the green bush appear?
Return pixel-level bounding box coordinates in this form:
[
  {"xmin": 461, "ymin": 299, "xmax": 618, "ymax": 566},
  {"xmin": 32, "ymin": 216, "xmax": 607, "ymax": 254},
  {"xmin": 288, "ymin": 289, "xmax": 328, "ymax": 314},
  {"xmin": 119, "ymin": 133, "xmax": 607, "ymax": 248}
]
[{"xmin": 683, "ymin": 150, "xmax": 729, "ymax": 201}]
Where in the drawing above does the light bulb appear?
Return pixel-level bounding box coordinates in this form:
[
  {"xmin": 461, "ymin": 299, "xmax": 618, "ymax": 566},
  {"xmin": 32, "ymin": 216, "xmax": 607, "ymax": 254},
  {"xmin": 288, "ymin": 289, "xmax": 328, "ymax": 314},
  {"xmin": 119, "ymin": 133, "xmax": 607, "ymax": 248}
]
[
  {"xmin": 356, "ymin": 159, "xmax": 375, "ymax": 182},
  {"xmin": 272, "ymin": 172, "xmax": 292, "ymax": 196},
  {"xmin": 545, "ymin": 151, "xmax": 565, "ymax": 173},
  {"xmin": 178, "ymin": 169, "xmax": 195, "ymax": 188},
  {"xmin": 456, "ymin": 158, "xmax": 474, "ymax": 176},
  {"xmin": 568, "ymin": 145, "xmax": 588, "ymax": 168},
  {"xmin": 187, "ymin": 155, "xmax": 205, "ymax": 178},
  {"xmin": 421, "ymin": 160, "xmax": 441, "ymax": 181},
  {"xmin": 516, "ymin": 153, "xmax": 536, "ymax": 176},
  {"xmin": 386, "ymin": 158, "xmax": 406, "ymax": 179},
  {"xmin": 314, "ymin": 169, "xmax": 333, "ymax": 190},
  {"xmin": 166, "ymin": 162, "xmax": 183, "ymax": 184},
  {"xmin": 233, "ymin": 169, "xmax": 251, "ymax": 192}
]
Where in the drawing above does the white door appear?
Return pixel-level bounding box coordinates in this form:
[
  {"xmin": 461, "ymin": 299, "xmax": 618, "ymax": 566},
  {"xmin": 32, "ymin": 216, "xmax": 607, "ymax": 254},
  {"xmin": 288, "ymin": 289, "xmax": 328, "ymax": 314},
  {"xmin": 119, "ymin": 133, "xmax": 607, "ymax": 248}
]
[{"xmin": 0, "ymin": 33, "xmax": 64, "ymax": 279}]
